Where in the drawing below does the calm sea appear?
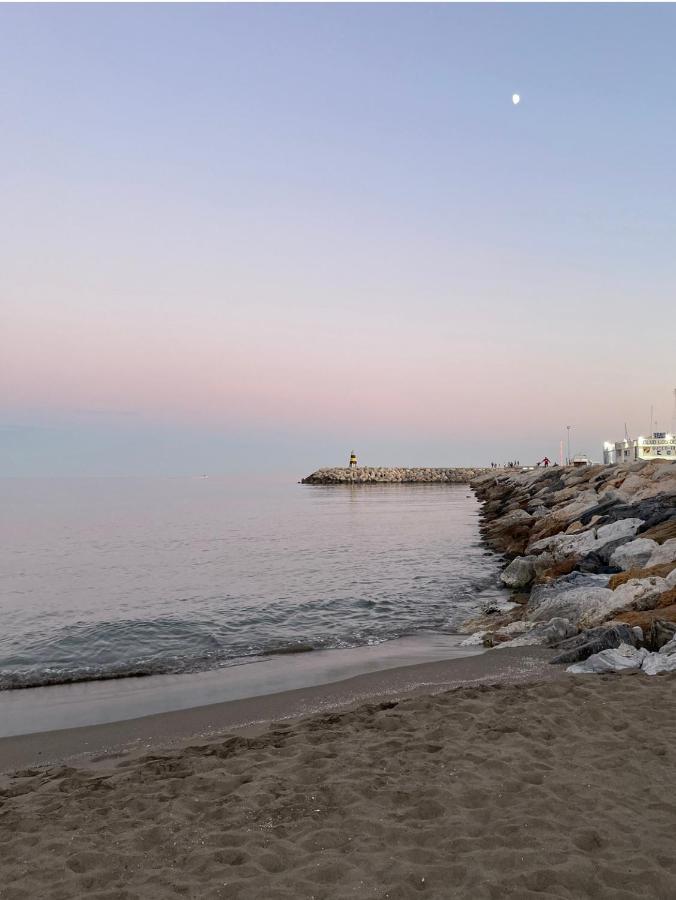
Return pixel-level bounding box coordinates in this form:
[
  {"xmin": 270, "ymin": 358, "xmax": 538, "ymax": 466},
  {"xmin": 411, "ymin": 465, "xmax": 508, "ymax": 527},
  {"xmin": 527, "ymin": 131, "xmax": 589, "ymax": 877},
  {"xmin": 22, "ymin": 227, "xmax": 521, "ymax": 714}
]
[{"xmin": 0, "ymin": 477, "xmax": 508, "ymax": 690}]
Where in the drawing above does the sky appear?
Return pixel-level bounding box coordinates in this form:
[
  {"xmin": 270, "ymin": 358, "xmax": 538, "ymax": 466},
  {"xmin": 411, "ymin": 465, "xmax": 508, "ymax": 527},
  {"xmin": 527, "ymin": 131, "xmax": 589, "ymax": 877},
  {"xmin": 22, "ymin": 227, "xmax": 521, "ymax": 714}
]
[{"xmin": 2, "ymin": 4, "xmax": 675, "ymax": 476}]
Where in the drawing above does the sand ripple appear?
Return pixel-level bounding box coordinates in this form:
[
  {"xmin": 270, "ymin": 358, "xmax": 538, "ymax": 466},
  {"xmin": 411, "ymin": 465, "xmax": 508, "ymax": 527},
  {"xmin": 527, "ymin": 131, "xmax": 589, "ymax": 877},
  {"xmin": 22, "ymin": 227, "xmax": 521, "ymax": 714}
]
[{"xmin": 1, "ymin": 675, "xmax": 676, "ymax": 898}]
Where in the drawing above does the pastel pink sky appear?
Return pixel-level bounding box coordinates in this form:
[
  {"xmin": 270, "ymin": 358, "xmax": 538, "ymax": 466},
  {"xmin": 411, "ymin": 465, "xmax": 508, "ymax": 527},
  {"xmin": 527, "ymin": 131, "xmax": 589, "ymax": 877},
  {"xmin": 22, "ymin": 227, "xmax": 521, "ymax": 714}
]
[{"xmin": 2, "ymin": 5, "xmax": 675, "ymax": 474}]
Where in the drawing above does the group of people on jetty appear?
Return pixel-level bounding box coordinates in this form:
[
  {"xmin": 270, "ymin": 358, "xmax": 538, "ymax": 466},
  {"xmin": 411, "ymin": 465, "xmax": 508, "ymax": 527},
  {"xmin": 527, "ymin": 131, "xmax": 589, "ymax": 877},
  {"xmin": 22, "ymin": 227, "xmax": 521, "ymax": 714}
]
[
  {"xmin": 349, "ymin": 452, "xmax": 555, "ymax": 472},
  {"xmin": 490, "ymin": 457, "xmax": 552, "ymax": 469}
]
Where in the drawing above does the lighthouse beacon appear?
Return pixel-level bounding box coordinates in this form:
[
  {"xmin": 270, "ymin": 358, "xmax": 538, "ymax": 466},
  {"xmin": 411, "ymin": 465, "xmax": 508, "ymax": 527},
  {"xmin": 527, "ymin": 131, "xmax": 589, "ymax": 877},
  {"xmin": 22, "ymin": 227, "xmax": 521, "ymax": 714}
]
[{"xmin": 349, "ymin": 451, "xmax": 357, "ymax": 469}]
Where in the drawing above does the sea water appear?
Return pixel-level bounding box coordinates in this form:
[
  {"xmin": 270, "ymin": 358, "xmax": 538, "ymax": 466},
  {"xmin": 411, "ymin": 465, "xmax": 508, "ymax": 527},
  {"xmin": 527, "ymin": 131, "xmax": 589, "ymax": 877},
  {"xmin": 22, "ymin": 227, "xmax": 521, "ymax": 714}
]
[{"xmin": 0, "ymin": 476, "xmax": 508, "ymax": 691}]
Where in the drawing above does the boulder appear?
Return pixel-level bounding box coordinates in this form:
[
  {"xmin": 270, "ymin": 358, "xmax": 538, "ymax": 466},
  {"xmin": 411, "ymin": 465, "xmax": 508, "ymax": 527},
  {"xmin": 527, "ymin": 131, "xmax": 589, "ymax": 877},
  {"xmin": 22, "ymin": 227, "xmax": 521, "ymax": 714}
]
[
  {"xmin": 527, "ymin": 518, "xmax": 644, "ymax": 561},
  {"xmin": 615, "ymin": 468, "xmax": 676, "ymax": 502},
  {"xmin": 659, "ymin": 635, "xmax": 676, "ymax": 655},
  {"xmin": 646, "ymin": 539, "xmax": 676, "ymax": 568},
  {"xmin": 550, "ymin": 624, "xmax": 639, "ymax": 665},
  {"xmin": 642, "ymin": 652, "xmax": 676, "ymax": 676},
  {"xmin": 611, "ymin": 576, "xmax": 669, "ymax": 613},
  {"xmin": 500, "ymin": 555, "xmax": 537, "ymax": 589},
  {"xmin": 609, "ymin": 538, "xmax": 660, "ymax": 571},
  {"xmin": 572, "ymin": 576, "xmax": 669, "ymax": 626},
  {"xmin": 495, "ymin": 617, "xmax": 576, "ymax": 648},
  {"xmin": 491, "ymin": 508, "xmax": 533, "ymax": 527},
  {"xmin": 609, "ymin": 561, "xmax": 676, "ymax": 589},
  {"xmin": 567, "ymin": 643, "xmax": 648, "ymax": 675},
  {"xmin": 646, "ymin": 620, "xmax": 676, "ymax": 651},
  {"xmin": 529, "ymin": 571, "xmax": 611, "ymax": 607},
  {"xmin": 527, "ymin": 574, "xmax": 613, "ymax": 624},
  {"xmin": 642, "ymin": 635, "xmax": 676, "ymax": 675},
  {"xmin": 640, "ymin": 519, "xmax": 676, "ymax": 545},
  {"xmin": 494, "ymin": 620, "xmax": 533, "ymax": 639},
  {"xmin": 612, "ymin": 604, "xmax": 676, "ymax": 633},
  {"xmin": 577, "ymin": 550, "xmax": 622, "ymax": 574},
  {"xmin": 602, "ymin": 497, "xmax": 676, "ymax": 532},
  {"xmin": 459, "ymin": 631, "xmax": 487, "ymax": 647},
  {"xmin": 592, "ymin": 537, "xmax": 639, "ymax": 566}
]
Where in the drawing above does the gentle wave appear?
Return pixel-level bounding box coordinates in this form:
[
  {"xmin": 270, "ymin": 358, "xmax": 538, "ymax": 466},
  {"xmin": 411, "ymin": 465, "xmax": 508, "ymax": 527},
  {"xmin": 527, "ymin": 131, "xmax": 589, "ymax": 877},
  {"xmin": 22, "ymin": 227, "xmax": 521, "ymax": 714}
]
[
  {"xmin": 0, "ymin": 587, "xmax": 509, "ymax": 690},
  {"xmin": 0, "ymin": 479, "xmax": 510, "ymax": 691}
]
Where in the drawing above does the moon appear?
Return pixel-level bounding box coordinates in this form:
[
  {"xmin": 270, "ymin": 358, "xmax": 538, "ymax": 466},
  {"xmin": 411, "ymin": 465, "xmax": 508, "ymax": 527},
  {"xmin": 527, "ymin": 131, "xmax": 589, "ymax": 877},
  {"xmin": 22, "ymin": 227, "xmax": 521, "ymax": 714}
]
[{"xmin": 512, "ymin": 94, "xmax": 520, "ymax": 105}]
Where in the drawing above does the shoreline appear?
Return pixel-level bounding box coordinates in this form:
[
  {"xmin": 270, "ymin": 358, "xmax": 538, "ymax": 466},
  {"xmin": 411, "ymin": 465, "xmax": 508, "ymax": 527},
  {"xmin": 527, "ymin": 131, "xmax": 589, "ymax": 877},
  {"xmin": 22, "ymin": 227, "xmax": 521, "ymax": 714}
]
[
  {"xmin": 0, "ymin": 633, "xmax": 490, "ymax": 739},
  {"xmin": 0, "ymin": 646, "xmax": 557, "ymax": 775}
]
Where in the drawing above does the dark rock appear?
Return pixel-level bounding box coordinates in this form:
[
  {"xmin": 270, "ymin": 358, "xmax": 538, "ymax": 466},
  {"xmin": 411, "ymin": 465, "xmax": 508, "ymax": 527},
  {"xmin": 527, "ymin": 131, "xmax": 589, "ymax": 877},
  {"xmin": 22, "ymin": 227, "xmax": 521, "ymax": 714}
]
[
  {"xmin": 577, "ymin": 551, "xmax": 622, "ymax": 575},
  {"xmin": 549, "ymin": 624, "xmax": 639, "ymax": 665},
  {"xmin": 646, "ymin": 619, "xmax": 676, "ymax": 652},
  {"xmin": 602, "ymin": 497, "xmax": 676, "ymax": 531},
  {"xmin": 578, "ymin": 498, "xmax": 621, "ymax": 526},
  {"xmin": 591, "ymin": 537, "xmax": 636, "ymax": 566}
]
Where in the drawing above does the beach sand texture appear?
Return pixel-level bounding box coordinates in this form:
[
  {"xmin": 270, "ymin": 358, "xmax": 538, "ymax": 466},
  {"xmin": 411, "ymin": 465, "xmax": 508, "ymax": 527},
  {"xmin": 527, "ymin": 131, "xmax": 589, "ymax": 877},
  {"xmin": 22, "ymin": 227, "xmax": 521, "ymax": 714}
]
[{"xmin": 1, "ymin": 674, "xmax": 675, "ymax": 900}]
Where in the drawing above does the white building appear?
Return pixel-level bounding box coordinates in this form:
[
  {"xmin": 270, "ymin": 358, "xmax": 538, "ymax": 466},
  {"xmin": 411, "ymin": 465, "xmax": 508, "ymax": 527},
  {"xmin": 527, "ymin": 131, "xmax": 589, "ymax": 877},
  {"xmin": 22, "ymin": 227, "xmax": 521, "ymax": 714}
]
[{"xmin": 603, "ymin": 432, "xmax": 676, "ymax": 464}]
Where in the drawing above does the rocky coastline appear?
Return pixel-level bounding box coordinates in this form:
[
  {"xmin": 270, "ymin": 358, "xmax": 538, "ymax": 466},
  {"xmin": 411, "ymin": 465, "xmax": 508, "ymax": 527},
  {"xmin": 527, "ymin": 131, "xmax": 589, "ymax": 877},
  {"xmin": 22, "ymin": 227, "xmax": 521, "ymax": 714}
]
[
  {"xmin": 302, "ymin": 466, "xmax": 491, "ymax": 484},
  {"xmin": 467, "ymin": 460, "xmax": 676, "ymax": 675}
]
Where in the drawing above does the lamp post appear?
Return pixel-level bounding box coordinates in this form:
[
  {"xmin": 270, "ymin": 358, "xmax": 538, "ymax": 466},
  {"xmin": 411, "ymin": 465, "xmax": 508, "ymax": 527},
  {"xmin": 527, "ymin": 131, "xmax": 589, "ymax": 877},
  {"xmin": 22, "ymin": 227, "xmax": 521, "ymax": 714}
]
[{"xmin": 566, "ymin": 425, "xmax": 571, "ymax": 465}]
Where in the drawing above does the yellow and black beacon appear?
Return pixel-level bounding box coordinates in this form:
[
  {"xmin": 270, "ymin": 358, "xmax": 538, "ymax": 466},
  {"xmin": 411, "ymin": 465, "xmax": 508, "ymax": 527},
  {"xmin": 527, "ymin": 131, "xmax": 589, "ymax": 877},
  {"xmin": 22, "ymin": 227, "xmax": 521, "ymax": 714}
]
[{"xmin": 349, "ymin": 451, "xmax": 357, "ymax": 469}]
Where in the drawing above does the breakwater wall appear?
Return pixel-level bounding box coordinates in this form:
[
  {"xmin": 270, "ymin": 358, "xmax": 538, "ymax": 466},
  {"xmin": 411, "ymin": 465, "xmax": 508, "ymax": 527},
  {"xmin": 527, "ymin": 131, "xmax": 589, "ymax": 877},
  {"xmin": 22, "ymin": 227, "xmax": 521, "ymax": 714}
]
[
  {"xmin": 301, "ymin": 466, "xmax": 491, "ymax": 484},
  {"xmin": 463, "ymin": 460, "xmax": 676, "ymax": 670}
]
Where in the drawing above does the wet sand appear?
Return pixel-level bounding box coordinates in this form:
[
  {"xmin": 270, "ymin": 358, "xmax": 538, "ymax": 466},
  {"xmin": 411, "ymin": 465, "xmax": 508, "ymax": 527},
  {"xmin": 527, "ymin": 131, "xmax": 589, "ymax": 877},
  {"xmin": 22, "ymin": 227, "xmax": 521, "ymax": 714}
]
[
  {"xmin": 0, "ymin": 646, "xmax": 554, "ymax": 774},
  {"xmin": 2, "ymin": 653, "xmax": 676, "ymax": 898}
]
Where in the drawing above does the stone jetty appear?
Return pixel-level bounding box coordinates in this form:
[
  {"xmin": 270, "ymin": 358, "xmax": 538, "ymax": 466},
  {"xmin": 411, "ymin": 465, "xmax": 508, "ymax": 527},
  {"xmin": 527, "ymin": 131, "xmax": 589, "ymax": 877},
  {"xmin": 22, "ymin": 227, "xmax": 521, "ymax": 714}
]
[
  {"xmin": 302, "ymin": 466, "xmax": 491, "ymax": 484},
  {"xmin": 466, "ymin": 459, "xmax": 676, "ymax": 676}
]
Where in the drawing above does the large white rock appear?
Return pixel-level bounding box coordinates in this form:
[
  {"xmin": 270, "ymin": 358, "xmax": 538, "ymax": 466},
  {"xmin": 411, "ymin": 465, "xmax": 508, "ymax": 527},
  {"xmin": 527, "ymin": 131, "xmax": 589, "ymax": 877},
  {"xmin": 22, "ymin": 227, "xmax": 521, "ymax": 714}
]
[
  {"xmin": 527, "ymin": 571, "xmax": 671, "ymax": 628},
  {"xmin": 666, "ymin": 568, "xmax": 676, "ymax": 590},
  {"xmin": 609, "ymin": 538, "xmax": 660, "ymax": 571},
  {"xmin": 567, "ymin": 643, "xmax": 648, "ymax": 674},
  {"xmin": 527, "ymin": 518, "xmax": 644, "ymax": 560},
  {"xmin": 641, "ymin": 638, "xmax": 676, "ymax": 675},
  {"xmin": 528, "ymin": 573, "xmax": 610, "ymax": 612},
  {"xmin": 495, "ymin": 620, "xmax": 534, "ymax": 639},
  {"xmin": 601, "ymin": 576, "xmax": 669, "ymax": 617},
  {"xmin": 496, "ymin": 617, "xmax": 576, "ymax": 648},
  {"xmin": 646, "ymin": 538, "xmax": 676, "ymax": 568},
  {"xmin": 528, "ymin": 585, "xmax": 614, "ymax": 625},
  {"xmin": 459, "ymin": 631, "xmax": 487, "ymax": 647},
  {"xmin": 642, "ymin": 653, "xmax": 676, "ymax": 675}
]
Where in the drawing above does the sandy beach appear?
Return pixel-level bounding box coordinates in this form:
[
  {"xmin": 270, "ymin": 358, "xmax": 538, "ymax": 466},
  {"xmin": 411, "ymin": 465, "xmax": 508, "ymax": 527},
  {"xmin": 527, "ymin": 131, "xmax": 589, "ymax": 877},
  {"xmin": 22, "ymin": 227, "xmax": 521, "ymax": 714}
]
[{"xmin": 2, "ymin": 658, "xmax": 675, "ymax": 899}]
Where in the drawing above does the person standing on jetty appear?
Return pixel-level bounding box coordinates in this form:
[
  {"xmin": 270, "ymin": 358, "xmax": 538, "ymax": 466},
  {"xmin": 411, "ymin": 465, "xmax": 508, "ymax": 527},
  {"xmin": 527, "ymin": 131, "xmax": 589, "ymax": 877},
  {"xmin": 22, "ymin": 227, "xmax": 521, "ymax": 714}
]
[{"xmin": 349, "ymin": 451, "xmax": 357, "ymax": 469}]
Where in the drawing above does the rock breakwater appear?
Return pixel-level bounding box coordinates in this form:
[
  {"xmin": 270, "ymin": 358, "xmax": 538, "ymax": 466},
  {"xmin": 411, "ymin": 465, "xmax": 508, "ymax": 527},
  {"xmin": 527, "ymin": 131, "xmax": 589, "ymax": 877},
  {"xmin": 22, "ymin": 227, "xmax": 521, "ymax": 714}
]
[
  {"xmin": 468, "ymin": 460, "xmax": 676, "ymax": 675},
  {"xmin": 302, "ymin": 466, "xmax": 490, "ymax": 484}
]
